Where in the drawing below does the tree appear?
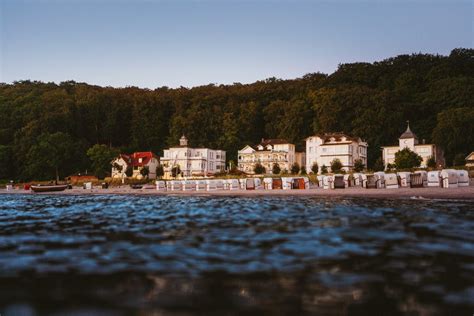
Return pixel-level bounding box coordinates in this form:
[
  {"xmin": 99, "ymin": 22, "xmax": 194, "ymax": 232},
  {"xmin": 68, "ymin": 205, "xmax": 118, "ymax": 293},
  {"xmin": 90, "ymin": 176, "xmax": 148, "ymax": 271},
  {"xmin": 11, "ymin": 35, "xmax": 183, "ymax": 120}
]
[
  {"xmin": 427, "ymin": 156, "xmax": 436, "ymax": 168},
  {"xmin": 272, "ymin": 163, "xmax": 281, "ymax": 175},
  {"xmin": 373, "ymin": 157, "xmax": 385, "ymax": 172},
  {"xmin": 140, "ymin": 166, "xmax": 149, "ymax": 178},
  {"xmin": 156, "ymin": 165, "xmax": 164, "ymax": 178},
  {"xmin": 321, "ymin": 164, "xmax": 328, "ymax": 174},
  {"xmin": 0, "ymin": 145, "xmax": 12, "ymax": 179},
  {"xmin": 453, "ymin": 153, "xmax": 466, "ymax": 166},
  {"xmin": 86, "ymin": 144, "xmax": 119, "ymax": 179},
  {"xmin": 311, "ymin": 162, "xmax": 319, "ymax": 174},
  {"xmin": 353, "ymin": 159, "xmax": 365, "ymax": 172},
  {"xmin": 290, "ymin": 163, "xmax": 300, "ymax": 175},
  {"xmin": 394, "ymin": 148, "xmax": 422, "ymax": 169},
  {"xmin": 171, "ymin": 165, "xmax": 181, "ymax": 178},
  {"xmin": 25, "ymin": 132, "xmax": 75, "ymax": 181},
  {"xmin": 1, "ymin": 50, "xmax": 473, "ymax": 181},
  {"xmin": 433, "ymin": 107, "xmax": 474, "ymax": 165},
  {"xmin": 330, "ymin": 158, "xmax": 343, "ymax": 173},
  {"xmin": 254, "ymin": 163, "xmax": 266, "ymax": 175},
  {"xmin": 125, "ymin": 165, "xmax": 133, "ymax": 177}
]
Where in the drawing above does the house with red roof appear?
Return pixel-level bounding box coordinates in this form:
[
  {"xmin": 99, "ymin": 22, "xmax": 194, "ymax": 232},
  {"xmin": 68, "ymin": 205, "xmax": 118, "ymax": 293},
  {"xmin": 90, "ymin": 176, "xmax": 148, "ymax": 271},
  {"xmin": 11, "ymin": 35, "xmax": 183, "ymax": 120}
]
[{"xmin": 111, "ymin": 152, "xmax": 160, "ymax": 179}]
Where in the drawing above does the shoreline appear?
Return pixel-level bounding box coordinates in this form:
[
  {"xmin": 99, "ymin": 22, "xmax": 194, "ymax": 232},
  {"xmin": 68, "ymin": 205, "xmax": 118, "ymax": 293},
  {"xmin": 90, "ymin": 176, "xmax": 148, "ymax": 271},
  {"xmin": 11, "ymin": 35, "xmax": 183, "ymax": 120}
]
[{"xmin": 1, "ymin": 186, "xmax": 474, "ymax": 200}]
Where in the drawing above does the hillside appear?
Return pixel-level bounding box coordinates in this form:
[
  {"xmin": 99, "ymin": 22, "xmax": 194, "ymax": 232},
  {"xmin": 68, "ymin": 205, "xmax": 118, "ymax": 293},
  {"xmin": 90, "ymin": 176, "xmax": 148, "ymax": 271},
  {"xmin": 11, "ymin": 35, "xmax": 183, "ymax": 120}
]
[{"xmin": 0, "ymin": 48, "xmax": 473, "ymax": 180}]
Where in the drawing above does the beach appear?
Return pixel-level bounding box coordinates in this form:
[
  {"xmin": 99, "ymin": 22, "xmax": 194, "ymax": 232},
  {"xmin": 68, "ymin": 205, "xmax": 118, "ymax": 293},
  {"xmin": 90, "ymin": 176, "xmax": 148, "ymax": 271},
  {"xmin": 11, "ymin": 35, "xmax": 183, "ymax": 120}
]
[{"xmin": 2, "ymin": 185, "xmax": 473, "ymax": 200}]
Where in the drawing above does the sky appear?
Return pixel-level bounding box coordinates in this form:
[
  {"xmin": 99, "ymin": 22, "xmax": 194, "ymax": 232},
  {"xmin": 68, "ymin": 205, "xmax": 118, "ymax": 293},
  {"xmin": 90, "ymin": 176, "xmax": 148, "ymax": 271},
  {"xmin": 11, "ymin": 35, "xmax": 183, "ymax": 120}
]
[{"xmin": 0, "ymin": 0, "xmax": 472, "ymax": 88}]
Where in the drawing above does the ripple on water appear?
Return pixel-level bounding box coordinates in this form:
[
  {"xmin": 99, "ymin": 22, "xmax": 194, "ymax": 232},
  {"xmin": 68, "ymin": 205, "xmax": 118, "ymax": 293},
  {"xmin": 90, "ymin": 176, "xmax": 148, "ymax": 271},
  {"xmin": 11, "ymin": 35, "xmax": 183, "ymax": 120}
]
[{"xmin": 0, "ymin": 193, "xmax": 473, "ymax": 314}]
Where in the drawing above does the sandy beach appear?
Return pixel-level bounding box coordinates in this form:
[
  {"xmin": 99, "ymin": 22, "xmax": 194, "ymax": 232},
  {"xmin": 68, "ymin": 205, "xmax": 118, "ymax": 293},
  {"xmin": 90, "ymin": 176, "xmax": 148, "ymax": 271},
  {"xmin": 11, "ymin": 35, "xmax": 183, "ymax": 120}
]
[{"xmin": 1, "ymin": 185, "xmax": 473, "ymax": 200}]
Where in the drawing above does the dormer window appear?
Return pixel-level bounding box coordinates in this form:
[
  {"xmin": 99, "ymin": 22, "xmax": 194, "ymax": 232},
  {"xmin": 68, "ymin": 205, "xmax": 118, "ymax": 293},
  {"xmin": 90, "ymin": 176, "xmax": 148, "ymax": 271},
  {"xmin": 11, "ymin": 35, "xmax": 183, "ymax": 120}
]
[
  {"xmin": 138, "ymin": 158, "xmax": 143, "ymax": 163},
  {"xmin": 266, "ymin": 145, "xmax": 272, "ymax": 150}
]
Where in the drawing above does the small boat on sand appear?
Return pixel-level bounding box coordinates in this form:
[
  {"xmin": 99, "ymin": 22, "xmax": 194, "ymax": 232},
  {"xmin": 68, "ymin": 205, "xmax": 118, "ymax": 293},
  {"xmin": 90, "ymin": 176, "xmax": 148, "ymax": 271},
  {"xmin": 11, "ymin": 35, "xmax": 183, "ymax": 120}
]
[{"xmin": 31, "ymin": 184, "xmax": 68, "ymax": 192}]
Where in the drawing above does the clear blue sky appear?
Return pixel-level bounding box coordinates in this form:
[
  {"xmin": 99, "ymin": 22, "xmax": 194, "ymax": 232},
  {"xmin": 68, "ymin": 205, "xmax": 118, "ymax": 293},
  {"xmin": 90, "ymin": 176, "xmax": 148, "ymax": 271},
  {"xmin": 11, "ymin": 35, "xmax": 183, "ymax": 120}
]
[{"xmin": 0, "ymin": 0, "xmax": 472, "ymax": 88}]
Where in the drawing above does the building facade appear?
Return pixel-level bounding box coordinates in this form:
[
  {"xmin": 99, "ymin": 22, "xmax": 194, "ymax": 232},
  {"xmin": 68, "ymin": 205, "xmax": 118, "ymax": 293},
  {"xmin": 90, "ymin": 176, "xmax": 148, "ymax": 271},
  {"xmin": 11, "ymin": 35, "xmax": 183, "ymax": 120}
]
[
  {"xmin": 238, "ymin": 139, "xmax": 302, "ymax": 174},
  {"xmin": 160, "ymin": 136, "xmax": 226, "ymax": 177},
  {"xmin": 466, "ymin": 152, "xmax": 474, "ymax": 167},
  {"xmin": 305, "ymin": 133, "xmax": 368, "ymax": 173},
  {"xmin": 382, "ymin": 122, "xmax": 443, "ymax": 168},
  {"xmin": 111, "ymin": 152, "xmax": 160, "ymax": 179}
]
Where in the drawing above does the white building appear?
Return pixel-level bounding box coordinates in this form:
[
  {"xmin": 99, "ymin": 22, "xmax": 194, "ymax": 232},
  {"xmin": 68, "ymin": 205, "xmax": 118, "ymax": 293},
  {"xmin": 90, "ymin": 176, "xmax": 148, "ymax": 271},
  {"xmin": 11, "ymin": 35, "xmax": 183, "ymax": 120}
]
[
  {"xmin": 160, "ymin": 136, "xmax": 226, "ymax": 177},
  {"xmin": 466, "ymin": 152, "xmax": 474, "ymax": 167},
  {"xmin": 305, "ymin": 132, "xmax": 368, "ymax": 173},
  {"xmin": 382, "ymin": 123, "xmax": 443, "ymax": 169},
  {"xmin": 111, "ymin": 152, "xmax": 160, "ymax": 179},
  {"xmin": 238, "ymin": 139, "xmax": 302, "ymax": 174}
]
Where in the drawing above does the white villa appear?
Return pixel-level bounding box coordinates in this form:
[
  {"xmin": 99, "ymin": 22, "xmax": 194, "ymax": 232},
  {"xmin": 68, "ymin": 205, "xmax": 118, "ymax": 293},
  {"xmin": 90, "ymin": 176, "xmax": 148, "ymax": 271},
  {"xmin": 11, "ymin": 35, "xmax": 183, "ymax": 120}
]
[
  {"xmin": 160, "ymin": 135, "xmax": 226, "ymax": 177},
  {"xmin": 382, "ymin": 122, "xmax": 443, "ymax": 168},
  {"xmin": 111, "ymin": 152, "xmax": 160, "ymax": 179},
  {"xmin": 238, "ymin": 138, "xmax": 303, "ymax": 174},
  {"xmin": 466, "ymin": 152, "xmax": 474, "ymax": 167},
  {"xmin": 305, "ymin": 132, "xmax": 368, "ymax": 173}
]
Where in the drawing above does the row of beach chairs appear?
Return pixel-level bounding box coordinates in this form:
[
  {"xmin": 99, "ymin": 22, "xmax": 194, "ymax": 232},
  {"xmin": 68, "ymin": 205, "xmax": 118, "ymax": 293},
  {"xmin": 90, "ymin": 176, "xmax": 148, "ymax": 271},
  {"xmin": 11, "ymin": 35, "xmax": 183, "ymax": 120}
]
[
  {"xmin": 317, "ymin": 169, "xmax": 470, "ymax": 189},
  {"xmin": 154, "ymin": 177, "xmax": 310, "ymax": 192}
]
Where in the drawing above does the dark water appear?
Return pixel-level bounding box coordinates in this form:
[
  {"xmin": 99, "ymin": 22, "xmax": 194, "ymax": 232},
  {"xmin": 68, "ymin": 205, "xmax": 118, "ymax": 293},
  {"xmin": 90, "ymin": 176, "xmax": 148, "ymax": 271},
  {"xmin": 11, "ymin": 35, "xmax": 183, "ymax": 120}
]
[{"xmin": 0, "ymin": 194, "xmax": 473, "ymax": 315}]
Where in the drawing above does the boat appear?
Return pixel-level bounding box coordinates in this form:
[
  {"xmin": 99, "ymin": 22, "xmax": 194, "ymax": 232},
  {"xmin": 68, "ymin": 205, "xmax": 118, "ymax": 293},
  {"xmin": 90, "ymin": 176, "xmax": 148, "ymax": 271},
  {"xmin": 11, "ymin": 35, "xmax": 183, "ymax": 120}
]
[{"xmin": 31, "ymin": 184, "xmax": 68, "ymax": 192}]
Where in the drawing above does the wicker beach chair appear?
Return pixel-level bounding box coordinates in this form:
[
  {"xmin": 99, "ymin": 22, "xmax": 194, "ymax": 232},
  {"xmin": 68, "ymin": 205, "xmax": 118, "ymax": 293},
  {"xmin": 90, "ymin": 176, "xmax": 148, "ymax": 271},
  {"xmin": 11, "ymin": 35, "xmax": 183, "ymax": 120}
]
[
  {"xmin": 410, "ymin": 173, "xmax": 424, "ymax": 188},
  {"xmin": 366, "ymin": 175, "xmax": 378, "ymax": 189},
  {"xmin": 333, "ymin": 175, "xmax": 345, "ymax": 189}
]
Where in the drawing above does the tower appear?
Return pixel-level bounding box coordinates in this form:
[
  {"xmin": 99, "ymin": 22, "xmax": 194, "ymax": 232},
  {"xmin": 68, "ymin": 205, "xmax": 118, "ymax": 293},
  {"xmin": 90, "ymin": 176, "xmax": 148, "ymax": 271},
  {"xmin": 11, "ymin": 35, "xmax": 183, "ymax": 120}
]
[
  {"xmin": 399, "ymin": 121, "xmax": 418, "ymax": 150},
  {"xmin": 179, "ymin": 135, "xmax": 188, "ymax": 147}
]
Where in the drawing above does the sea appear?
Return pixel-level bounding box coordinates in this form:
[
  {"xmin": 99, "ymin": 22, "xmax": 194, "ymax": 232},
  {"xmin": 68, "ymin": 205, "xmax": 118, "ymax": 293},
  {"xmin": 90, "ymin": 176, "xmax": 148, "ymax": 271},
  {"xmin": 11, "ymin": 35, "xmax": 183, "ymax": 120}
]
[{"xmin": 0, "ymin": 194, "xmax": 473, "ymax": 315}]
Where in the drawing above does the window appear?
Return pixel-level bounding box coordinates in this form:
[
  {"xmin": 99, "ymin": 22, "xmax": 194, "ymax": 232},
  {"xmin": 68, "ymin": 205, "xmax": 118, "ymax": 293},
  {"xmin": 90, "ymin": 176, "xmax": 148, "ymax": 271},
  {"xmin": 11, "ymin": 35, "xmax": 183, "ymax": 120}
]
[
  {"xmin": 138, "ymin": 158, "xmax": 143, "ymax": 163},
  {"xmin": 309, "ymin": 147, "xmax": 312, "ymax": 153}
]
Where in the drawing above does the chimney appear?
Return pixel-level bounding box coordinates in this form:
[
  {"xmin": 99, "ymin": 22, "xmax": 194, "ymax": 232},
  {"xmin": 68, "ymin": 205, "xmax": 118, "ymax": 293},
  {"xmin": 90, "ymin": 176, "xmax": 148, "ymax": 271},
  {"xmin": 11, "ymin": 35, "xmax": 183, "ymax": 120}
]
[
  {"xmin": 423, "ymin": 139, "xmax": 426, "ymax": 144},
  {"xmin": 261, "ymin": 138, "xmax": 264, "ymax": 143}
]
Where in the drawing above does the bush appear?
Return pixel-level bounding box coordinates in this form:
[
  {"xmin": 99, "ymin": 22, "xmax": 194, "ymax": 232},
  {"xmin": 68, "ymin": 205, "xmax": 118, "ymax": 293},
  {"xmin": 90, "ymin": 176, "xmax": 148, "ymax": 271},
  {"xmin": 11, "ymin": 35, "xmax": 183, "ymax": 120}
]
[
  {"xmin": 290, "ymin": 163, "xmax": 300, "ymax": 175},
  {"xmin": 427, "ymin": 156, "xmax": 436, "ymax": 168},
  {"xmin": 311, "ymin": 162, "xmax": 319, "ymax": 174},
  {"xmin": 171, "ymin": 165, "xmax": 181, "ymax": 178},
  {"xmin": 386, "ymin": 163, "xmax": 395, "ymax": 172},
  {"xmin": 321, "ymin": 165, "xmax": 328, "ymax": 174},
  {"xmin": 156, "ymin": 165, "xmax": 164, "ymax": 178},
  {"xmin": 300, "ymin": 167, "xmax": 307, "ymax": 175},
  {"xmin": 125, "ymin": 165, "xmax": 133, "ymax": 177},
  {"xmin": 272, "ymin": 163, "xmax": 281, "ymax": 175},
  {"xmin": 140, "ymin": 166, "xmax": 149, "ymax": 178},
  {"xmin": 330, "ymin": 159, "xmax": 343, "ymax": 173},
  {"xmin": 373, "ymin": 157, "xmax": 385, "ymax": 172},
  {"xmin": 254, "ymin": 163, "xmax": 266, "ymax": 174},
  {"xmin": 453, "ymin": 153, "xmax": 466, "ymax": 166},
  {"xmin": 353, "ymin": 159, "xmax": 365, "ymax": 172},
  {"xmin": 394, "ymin": 148, "xmax": 422, "ymax": 169}
]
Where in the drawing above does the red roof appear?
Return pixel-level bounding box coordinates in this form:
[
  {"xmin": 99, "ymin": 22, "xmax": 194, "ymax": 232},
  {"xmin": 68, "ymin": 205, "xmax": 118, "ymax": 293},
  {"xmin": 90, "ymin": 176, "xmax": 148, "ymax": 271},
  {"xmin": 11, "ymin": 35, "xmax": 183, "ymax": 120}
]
[{"xmin": 117, "ymin": 152, "xmax": 159, "ymax": 167}]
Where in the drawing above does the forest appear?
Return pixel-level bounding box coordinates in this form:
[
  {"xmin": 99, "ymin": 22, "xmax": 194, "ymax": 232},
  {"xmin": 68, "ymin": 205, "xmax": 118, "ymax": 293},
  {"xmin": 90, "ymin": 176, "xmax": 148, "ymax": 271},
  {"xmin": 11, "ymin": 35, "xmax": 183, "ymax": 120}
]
[{"xmin": 0, "ymin": 48, "xmax": 473, "ymax": 181}]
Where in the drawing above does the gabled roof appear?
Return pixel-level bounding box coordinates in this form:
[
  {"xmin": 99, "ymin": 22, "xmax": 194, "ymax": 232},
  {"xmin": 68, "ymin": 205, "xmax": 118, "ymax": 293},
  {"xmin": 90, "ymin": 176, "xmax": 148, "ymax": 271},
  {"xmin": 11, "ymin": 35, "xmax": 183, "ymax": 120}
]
[
  {"xmin": 258, "ymin": 138, "xmax": 291, "ymax": 146},
  {"xmin": 130, "ymin": 152, "xmax": 159, "ymax": 167},
  {"xmin": 307, "ymin": 132, "xmax": 361, "ymax": 143},
  {"xmin": 114, "ymin": 152, "xmax": 159, "ymax": 167},
  {"xmin": 466, "ymin": 152, "xmax": 474, "ymax": 161},
  {"xmin": 399, "ymin": 122, "xmax": 418, "ymax": 140}
]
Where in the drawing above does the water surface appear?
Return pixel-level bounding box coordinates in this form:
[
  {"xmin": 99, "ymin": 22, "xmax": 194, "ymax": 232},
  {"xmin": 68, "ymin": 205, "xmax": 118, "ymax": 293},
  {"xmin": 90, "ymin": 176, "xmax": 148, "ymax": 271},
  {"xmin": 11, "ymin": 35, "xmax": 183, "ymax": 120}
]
[{"xmin": 0, "ymin": 194, "xmax": 473, "ymax": 315}]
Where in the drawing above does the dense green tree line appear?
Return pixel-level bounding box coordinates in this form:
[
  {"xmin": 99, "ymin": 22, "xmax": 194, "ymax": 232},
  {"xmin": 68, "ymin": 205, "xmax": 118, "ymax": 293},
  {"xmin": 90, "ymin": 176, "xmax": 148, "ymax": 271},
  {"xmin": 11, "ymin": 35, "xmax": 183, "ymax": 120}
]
[{"xmin": 0, "ymin": 48, "xmax": 472, "ymax": 180}]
